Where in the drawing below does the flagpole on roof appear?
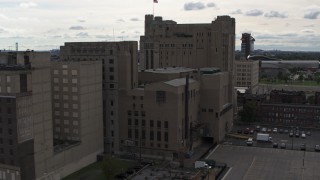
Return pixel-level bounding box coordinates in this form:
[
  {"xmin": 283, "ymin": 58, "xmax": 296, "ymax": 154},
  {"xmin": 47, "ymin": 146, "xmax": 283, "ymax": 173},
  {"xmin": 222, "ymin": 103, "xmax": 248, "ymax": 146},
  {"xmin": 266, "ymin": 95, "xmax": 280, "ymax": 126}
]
[{"xmin": 153, "ymin": 0, "xmax": 158, "ymax": 17}]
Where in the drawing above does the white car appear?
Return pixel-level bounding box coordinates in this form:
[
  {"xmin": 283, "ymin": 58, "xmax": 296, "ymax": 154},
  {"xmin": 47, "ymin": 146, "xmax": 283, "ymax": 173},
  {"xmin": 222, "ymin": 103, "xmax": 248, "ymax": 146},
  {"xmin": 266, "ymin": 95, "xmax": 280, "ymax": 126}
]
[
  {"xmin": 301, "ymin": 133, "xmax": 306, "ymax": 139},
  {"xmin": 273, "ymin": 128, "xmax": 278, "ymax": 133}
]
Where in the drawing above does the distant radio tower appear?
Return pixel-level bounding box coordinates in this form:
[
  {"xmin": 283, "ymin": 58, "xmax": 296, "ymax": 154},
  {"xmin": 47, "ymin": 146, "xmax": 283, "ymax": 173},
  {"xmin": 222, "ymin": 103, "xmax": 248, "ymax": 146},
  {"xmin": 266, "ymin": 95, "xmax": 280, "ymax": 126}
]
[{"xmin": 15, "ymin": 42, "xmax": 18, "ymax": 52}]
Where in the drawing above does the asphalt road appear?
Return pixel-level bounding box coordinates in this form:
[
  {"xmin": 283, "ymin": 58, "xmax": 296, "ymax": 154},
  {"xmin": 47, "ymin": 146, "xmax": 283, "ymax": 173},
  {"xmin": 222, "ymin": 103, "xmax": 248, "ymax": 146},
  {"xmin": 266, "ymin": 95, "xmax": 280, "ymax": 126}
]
[{"xmin": 208, "ymin": 145, "xmax": 320, "ymax": 180}]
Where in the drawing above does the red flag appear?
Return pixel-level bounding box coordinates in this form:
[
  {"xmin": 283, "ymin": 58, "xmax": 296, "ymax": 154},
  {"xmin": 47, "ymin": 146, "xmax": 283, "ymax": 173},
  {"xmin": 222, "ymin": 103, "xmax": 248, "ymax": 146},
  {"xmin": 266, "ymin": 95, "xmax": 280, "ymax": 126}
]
[{"xmin": 154, "ymin": 0, "xmax": 158, "ymax": 3}]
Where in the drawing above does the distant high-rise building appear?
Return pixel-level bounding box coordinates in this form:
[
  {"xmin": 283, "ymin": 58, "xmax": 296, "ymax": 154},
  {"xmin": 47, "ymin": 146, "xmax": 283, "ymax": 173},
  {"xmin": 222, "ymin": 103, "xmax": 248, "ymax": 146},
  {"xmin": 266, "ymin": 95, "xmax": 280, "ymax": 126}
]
[{"xmin": 241, "ymin": 33, "xmax": 255, "ymax": 59}]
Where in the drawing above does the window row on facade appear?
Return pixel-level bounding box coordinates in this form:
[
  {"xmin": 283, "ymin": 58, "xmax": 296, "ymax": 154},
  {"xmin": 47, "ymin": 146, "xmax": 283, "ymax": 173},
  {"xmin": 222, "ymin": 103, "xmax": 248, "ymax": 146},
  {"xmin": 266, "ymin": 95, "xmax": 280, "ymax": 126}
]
[
  {"xmin": 127, "ymin": 129, "xmax": 169, "ymax": 142},
  {"xmin": 128, "ymin": 119, "xmax": 169, "ymax": 129}
]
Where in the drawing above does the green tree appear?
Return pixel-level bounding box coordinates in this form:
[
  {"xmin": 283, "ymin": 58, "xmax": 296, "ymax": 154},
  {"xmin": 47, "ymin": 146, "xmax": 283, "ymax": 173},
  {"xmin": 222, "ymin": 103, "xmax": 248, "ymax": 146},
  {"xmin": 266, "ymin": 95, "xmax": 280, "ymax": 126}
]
[
  {"xmin": 277, "ymin": 71, "xmax": 283, "ymax": 82},
  {"xmin": 101, "ymin": 155, "xmax": 123, "ymax": 179},
  {"xmin": 240, "ymin": 101, "xmax": 257, "ymax": 122},
  {"xmin": 298, "ymin": 74, "xmax": 304, "ymax": 82},
  {"xmin": 307, "ymin": 96, "xmax": 315, "ymax": 104}
]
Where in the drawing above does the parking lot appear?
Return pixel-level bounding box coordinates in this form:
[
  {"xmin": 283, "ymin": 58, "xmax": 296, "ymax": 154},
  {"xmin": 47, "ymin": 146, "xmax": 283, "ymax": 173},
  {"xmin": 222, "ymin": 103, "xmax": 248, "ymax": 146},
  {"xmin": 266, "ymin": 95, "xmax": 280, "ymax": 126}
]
[
  {"xmin": 208, "ymin": 145, "xmax": 320, "ymax": 180},
  {"xmin": 228, "ymin": 125, "xmax": 320, "ymax": 151}
]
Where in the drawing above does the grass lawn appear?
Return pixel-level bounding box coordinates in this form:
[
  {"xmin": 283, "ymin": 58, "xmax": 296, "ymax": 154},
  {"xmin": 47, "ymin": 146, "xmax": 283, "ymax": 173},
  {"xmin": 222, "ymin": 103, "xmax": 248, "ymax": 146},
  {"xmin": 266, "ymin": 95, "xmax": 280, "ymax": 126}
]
[{"xmin": 62, "ymin": 158, "xmax": 138, "ymax": 180}]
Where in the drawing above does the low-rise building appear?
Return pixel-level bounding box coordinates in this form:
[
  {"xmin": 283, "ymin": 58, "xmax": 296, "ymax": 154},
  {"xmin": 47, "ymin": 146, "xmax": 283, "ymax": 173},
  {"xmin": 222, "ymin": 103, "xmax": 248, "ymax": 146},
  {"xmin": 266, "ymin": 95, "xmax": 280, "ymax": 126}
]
[
  {"xmin": 118, "ymin": 67, "xmax": 233, "ymax": 159},
  {"xmin": 235, "ymin": 60, "xmax": 259, "ymax": 92}
]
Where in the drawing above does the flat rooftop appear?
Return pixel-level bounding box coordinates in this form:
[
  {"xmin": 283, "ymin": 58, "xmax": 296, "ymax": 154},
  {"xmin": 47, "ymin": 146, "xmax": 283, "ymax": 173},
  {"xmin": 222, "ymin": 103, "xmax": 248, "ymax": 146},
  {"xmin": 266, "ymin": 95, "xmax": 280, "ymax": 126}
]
[
  {"xmin": 165, "ymin": 78, "xmax": 196, "ymax": 87},
  {"xmin": 143, "ymin": 67, "xmax": 194, "ymax": 74}
]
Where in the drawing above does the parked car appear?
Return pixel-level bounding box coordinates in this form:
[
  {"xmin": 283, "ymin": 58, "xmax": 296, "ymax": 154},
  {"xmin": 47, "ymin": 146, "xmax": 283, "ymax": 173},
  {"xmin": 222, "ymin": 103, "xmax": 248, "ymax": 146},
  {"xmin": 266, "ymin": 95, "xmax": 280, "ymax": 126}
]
[
  {"xmin": 246, "ymin": 138, "xmax": 253, "ymax": 146},
  {"xmin": 273, "ymin": 128, "xmax": 278, "ymax": 133},
  {"xmin": 280, "ymin": 143, "xmax": 286, "ymax": 149},
  {"xmin": 315, "ymin": 145, "xmax": 320, "ymax": 152},
  {"xmin": 289, "ymin": 132, "xmax": 294, "ymax": 137},
  {"xmin": 244, "ymin": 128, "xmax": 250, "ymax": 134},
  {"xmin": 284, "ymin": 129, "xmax": 289, "ymax": 134},
  {"xmin": 255, "ymin": 125, "xmax": 261, "ymax": 132},
  {"xmin": 267, "ymin": 128, "xmax": 272, "ymax": 133},
  {"xmin": 279, "ymin": 129, "xmax": 284, "ymax": 134},
  {"xmin": 273, "ymin": 142, "xmax": 278, "ymax": 148},
  {"xmin": 249, "ymin": 129, "xmax": 254, "ymax": 134},
  {"xmin": 301, "ymin": 133, "xmax": 306, "ymax": 139},
  {"xmin": 295, "ymin": 133, "xmax": 300, "ymax": 137},
  {"xmin": 262, "ymin": 127, "xmax": 267, "ymax": 133},
  {"xmin": 300, "ymin": 143, "xmax": 306, "ymax": 151},
  {"xmin": 307, "ymin": 131, "xmax": 311, "ymax": 136},
  {"xmin": 269, "ymin": 136, "xmax": 273, "ymax": 141}
]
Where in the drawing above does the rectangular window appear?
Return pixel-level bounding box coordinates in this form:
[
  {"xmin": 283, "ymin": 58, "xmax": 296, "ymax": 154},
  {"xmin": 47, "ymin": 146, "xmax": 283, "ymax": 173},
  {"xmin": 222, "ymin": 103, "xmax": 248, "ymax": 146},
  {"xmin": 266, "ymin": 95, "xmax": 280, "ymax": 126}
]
[
  {"xmin": 54, "ymin": 78, "xmax": 59, "ymax": 83},
  {"xmin": 150, "ymin": 131, "xmax": 154, "ymax": 140},
  {"xmin": 142, "ymin": 130, "xmax": 146, "ymax": 139},
  {"xmin": 157, "ymin": 121, "xmax": 161, "ymax": 128},
  {"xmin": 128, "ymin": 129, "xmax": 132, "ymax": 138},
  {"xmin": 157, "ymin": 131, "xmax": 161, "ymax": 141},
  {"xmin": 164, "ymin": 121, "xmax": 168, "ymax": 128},
  {"xmin": 62, "ymin": 70, "xmax": 68, "ymax": 75},
  {"xmin": 150, "ymin": 120, "xmax": 154, "ymax": 127},
  {"xmin": 109, "ymin": 59, "xmax": 114, "ymax": 64},
  {"xmin": 109, "ymin": 84, "xmax": 114, "ymax": 88},
  {"xmin": 72, "ymin": 87, "xmax": 78, "ymax": 92},
  {"xmin": 72, "ymin": 112, "xmax": 78, "ymax": 117},
  {"xmin": 165, "ymin": 132, "xmax": 168, "ymax": 142},
  {"xmin": 135, "ymin": 129, "xmax": 139, "ymax": 139},
  {"xmin": 156, "ymin": 91, "xmax": 166, "ymax": 103},
  {"xmin": 135, "ymin": 119, "xmax": 138, "ymax": 126},
  {"xmin": 142, "ymin": 120, "xmax": 145, "ymax": 127},
  {"xmin": 7, "ymin": 108, "xmax": 12, "ymax": 114},
  {"xmin": 128, "ymin": 118, "xmax": 131, "ymax": 125},
  {"xmin": 72, "ymin": 79, "xmax": 78, "ymax": 84},
  {"xmin": 6, "ymin": 76, "xmax": 11, "ymax": 82},
  {"xmin": 109, "ymin": 76, "xmax": 114, "ymax": 80},
  {"xmin": 72, "ymin": 104, "xmax": 78, "ymax": 109},
  {"xmin": 71, "ymin": 70, "xmax": 78, "ymax": 75},
  {"xmin": 63, "ymin": 78, "xmax": 68, "ymax": 83},
  {"xmin": 109, "ymin": 67, "xmax": 114, "ymax": 72},
  {"xmin": 127, "ymin": 110, "xmax": 132, "ymax": 116}
]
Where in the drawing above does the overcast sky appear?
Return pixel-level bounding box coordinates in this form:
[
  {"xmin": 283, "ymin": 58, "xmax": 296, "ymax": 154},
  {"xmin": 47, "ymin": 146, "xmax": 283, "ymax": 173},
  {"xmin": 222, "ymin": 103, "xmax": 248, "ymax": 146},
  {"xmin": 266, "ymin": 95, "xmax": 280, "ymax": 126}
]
[{"xmin": 0, "ymin": 0, "xmax": 319, "ymax": 51}]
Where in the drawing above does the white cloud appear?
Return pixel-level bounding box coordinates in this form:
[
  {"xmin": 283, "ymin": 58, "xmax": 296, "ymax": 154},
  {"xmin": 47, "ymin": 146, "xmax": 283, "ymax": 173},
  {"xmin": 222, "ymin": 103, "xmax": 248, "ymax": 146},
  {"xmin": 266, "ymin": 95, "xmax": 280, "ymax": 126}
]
[
  {"xmin": 184, "ymin": 2, "xmax": 206, "ymax": 11},
  {"xmin": 245, "ymin": 9, "xmax": 263, "ymax": 16},
  {"xmin": 76, "ymin": 32, "xmax": 89, "ymax": 38},
  {"xmin": 77, "ymin": 17, "xmax": 86, "ymax": 23},
  {"xmin": 304, "ymin": 10, "xmax": 320, "ymax": 19},
  {"xmin": 19, "ymin": 2, "xmax": 38, "ymax": 8},
  {"xmin": 70, "ymin": 26, "xmax": 85, "ymax": 30},
  {"xmin": 230, "ymin": 9, "xmax": 242, "ymax": 14},
  {"xmin": 264, "ymin": 11, "xmax": 287, "ymax": 18},
  {"xmin": 207, "ymin": 2, "xmax": 215, "ymax": 8},
  {"xmin": 301, "ymin": 29, "xmax": 315, "ymax": 33},
  {"xmin": 130, "ymin": 18, "xmax": 139, "ymax": 21}
]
